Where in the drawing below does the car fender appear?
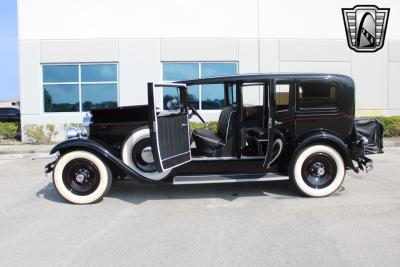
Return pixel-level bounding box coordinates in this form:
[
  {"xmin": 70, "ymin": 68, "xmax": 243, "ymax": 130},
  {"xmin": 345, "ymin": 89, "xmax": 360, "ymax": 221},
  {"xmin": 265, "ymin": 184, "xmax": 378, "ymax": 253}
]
[
  {"xmin": 292, "ymin": 131, "xmax": 357, "ymax": 172},
  {"xmin": 50, "ymin": 138, "xmax": 157, "ymax": 183}
]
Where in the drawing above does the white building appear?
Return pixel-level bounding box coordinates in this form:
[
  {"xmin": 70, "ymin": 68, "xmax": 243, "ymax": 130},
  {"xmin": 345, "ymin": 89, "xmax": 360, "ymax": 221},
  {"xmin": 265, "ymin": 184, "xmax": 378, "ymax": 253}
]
[{"xmin": 18, "ymin": 0, "xmax": 400, "ymax": 141}]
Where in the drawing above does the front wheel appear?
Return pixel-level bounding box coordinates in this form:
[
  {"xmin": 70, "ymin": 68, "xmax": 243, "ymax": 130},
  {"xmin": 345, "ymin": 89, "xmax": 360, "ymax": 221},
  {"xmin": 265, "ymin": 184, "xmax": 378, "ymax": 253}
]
[
  {"xmin": 291, "ymin": 144, "xmax": 345, "ymax": 197},
  {"xmin": 53, "ymin": 151, "xmax": 112, "ymax": 204}
]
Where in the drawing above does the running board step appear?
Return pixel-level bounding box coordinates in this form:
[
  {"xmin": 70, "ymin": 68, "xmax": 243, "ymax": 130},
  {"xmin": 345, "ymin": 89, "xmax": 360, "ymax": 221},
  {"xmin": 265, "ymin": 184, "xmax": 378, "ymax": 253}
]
[{"xmin": 173, "ymin": 173, "xmax": 289, "ymax": 185}]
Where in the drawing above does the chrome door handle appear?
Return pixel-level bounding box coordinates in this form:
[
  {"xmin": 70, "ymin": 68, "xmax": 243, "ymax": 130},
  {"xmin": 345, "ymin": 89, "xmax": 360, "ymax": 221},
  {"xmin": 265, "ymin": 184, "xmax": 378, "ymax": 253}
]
[
  {"xmin": 182, "ymin": 123, "xmax": 188, "ymax": 127},
  {"xmin": 275, "ymin": 121, "xmax": 283, "ymax": 125}
]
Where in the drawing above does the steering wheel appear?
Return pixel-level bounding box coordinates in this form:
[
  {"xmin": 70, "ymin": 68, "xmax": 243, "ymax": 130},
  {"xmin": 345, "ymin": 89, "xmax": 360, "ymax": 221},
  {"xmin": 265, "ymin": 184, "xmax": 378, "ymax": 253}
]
[{"xmin": 188, "ymin": 103, "xmax": 206, "ymax": 124}]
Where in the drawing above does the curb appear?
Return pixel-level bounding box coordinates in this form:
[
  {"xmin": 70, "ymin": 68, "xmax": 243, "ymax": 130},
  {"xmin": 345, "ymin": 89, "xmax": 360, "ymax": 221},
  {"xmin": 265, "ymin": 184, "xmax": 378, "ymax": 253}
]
[{"xmin": 0, "ymin": 153, "xmax": 53, "ymax": 160}]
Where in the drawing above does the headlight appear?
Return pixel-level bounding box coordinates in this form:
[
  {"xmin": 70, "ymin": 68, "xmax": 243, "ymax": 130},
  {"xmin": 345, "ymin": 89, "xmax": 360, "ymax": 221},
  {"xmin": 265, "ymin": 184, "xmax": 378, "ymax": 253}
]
[
  {"xmin": 66, "ymin": 127, "xmax": 80, "ymax": 139},
  {"xmin": 66, "ymin": 126, "xmax": 87, "ymax": 140}
]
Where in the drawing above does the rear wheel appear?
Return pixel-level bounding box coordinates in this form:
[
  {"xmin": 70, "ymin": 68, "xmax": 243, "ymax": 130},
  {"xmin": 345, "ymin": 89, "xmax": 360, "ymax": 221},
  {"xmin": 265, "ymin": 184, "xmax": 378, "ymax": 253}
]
[
  {"xmin": 291, "ymin": 144, "xmax": 345, "ymax": 197},
  {"xmin": 53, "ymin": 151, "xmax": 112, "ymax": 204}
]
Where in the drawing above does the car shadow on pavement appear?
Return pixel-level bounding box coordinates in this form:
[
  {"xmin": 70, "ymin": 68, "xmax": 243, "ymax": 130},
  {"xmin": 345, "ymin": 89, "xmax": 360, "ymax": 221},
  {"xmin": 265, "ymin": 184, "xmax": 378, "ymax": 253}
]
[
  {"xmin": 36, "ymin": 182, "xmax": 66, "ymax": 204},
  {"xmin": 36, "ymin": 178, "xmax": 301, "ymax": 204}
]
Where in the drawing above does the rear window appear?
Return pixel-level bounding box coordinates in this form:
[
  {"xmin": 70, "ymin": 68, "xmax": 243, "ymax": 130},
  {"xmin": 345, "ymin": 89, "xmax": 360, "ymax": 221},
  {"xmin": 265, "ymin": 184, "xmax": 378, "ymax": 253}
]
[{"xmin": 298, "ymin": 80, "xmax": 338, "ymax": 109}]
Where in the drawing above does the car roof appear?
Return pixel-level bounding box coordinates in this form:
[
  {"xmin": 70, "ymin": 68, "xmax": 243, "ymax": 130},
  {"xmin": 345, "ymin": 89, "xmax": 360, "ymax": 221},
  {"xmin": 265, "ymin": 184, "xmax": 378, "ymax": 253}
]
[
  {"xmin": 0, "ymin": 107, "xmax": 19, "ymax": 110},
  {"xmin": 177, "ymin": 73, "xmax": 353, "ymax": 85}
]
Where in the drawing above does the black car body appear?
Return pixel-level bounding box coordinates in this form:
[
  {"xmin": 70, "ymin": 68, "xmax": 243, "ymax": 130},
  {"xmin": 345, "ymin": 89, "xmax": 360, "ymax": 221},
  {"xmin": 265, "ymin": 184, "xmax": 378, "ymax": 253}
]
[
  {"xmin": 46, "ymin": 73, "xmax": 374, "ymax": 204},
  {"xmin": 0, "ymin": 107, "xmax": 20, "ymax": 123}
]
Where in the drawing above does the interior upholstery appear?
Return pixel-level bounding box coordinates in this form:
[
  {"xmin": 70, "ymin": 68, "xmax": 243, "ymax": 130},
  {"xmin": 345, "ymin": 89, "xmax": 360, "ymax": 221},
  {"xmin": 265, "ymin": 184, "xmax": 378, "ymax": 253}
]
[{"xmin": 192, "ymin": 106, "xmax": 237, "ymax": 156}]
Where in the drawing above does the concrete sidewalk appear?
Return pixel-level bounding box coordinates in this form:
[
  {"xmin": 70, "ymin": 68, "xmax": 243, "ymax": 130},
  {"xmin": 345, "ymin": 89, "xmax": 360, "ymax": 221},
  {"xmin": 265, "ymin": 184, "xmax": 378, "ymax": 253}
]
[
  {"xmin": 0, "ymin": 144, "xmax": 54, "ymax": 155},
  {"xmin": 384, "ymin": 137, "xmax": 400, "ymax": 147},
  {"xmin": 0, "ymin": 137, "xmax": 399, "ymax": 156}
]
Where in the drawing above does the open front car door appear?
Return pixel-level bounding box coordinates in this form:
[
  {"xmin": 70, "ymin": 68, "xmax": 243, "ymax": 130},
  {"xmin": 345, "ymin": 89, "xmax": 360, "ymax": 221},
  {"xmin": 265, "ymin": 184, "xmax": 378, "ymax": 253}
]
[{"xmin": 147, "ymin": 83, "xmax": 191, "ymax": 172}]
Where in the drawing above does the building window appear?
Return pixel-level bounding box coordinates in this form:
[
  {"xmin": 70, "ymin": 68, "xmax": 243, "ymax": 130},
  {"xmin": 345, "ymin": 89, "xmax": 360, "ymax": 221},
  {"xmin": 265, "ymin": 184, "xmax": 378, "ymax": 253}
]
[
  {"xmin": 162, "ymin": 62, "xmax": 238, "ymax": 110},
  {"xmin": 43, "ymin": 64, "xmax": 118, "ymax": 112}
]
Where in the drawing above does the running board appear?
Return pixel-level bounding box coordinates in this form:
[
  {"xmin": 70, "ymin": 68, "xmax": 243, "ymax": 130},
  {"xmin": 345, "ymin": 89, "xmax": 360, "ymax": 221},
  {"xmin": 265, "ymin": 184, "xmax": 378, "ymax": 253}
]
[{"xmin": 173, "ymin": 173, "xmax": 289, "ymax": 185}]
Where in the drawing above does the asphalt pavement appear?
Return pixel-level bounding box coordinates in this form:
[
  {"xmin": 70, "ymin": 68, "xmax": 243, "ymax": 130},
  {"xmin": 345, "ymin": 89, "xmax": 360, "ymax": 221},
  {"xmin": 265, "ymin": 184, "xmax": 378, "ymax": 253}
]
[{"xmin": 0, "ymin": 148, "xmax": 399, "ymax": 266}]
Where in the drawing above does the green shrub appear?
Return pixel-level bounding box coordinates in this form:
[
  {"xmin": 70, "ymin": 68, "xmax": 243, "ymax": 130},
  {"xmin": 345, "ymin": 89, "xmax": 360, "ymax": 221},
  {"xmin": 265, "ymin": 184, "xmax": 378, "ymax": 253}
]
[
  {"xmin": 23, "ymin": 124, "xmax": 45, "ymax": 144},
  {"xmin": 46, "ymin": 124, "xmax": 58, "ymax": 143},
  {"xmin": 23, "ymin": 124, "xmax": 58, "ymax": 144},
  {"xmin": 189, "ymin": 121, "xmax": 218, "ymax": 133},
  {"xmin": 0, "ymin": 122, "xmax": 19, "ymax": 139},
  {"xmin": 374, "ymin": 116, "xmax": 400, "ymax": 137}
]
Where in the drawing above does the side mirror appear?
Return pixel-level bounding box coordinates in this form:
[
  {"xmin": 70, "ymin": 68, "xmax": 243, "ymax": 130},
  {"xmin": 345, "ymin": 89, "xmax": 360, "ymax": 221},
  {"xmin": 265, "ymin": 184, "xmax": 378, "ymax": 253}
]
[{"xmin": 166, "ymin": 99, "xmax": 179, "ymax": 110}]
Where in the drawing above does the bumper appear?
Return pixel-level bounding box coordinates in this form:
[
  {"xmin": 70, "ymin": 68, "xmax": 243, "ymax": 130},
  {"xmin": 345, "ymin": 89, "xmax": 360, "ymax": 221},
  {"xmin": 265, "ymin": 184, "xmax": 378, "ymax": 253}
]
[
  {"xmin": 351, "ymin": 142, "xmax": 374, "ymax": 173},
  {"xmin": 44, "ymin": 160, "xmax": 56, "ymax": 175}
]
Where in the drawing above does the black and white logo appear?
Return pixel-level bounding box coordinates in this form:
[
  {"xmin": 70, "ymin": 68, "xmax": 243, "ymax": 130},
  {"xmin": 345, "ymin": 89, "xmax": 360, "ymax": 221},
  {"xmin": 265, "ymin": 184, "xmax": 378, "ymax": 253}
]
[{"xmin": 342, "ymin": 5, "xmax": 390, "ymax": 52}]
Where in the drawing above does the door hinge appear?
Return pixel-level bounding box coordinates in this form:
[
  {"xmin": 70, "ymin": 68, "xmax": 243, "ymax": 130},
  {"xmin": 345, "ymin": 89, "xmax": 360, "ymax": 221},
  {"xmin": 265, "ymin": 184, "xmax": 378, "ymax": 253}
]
[{"xmin": 268, "ymin": 118, "xmax": 273, "ymax": 128}]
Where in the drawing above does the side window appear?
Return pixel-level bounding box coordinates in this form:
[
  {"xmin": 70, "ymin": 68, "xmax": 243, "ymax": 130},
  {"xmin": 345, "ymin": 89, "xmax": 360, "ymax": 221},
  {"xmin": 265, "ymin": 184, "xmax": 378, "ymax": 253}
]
[
  {"xmin": 275, "ymin": 83, "xmax": 290, "ymax": 111},
  {"xmin": 163, "ymin": 87, "xmax": 182, "ymax": 111},
  {"xmin": 298, "ymin": 80, "xmax": 337, "ymax": 109},
  {"xmin": 201, "ymin": 83, "xmax": 225, "ymax": 110},
  {"xmin": 8, "ymin": 108, "xmax": 18, "ymax": 115},
  {"xmin": 242, "ymin": 84, "xmax": 263, "ymax": 107}
]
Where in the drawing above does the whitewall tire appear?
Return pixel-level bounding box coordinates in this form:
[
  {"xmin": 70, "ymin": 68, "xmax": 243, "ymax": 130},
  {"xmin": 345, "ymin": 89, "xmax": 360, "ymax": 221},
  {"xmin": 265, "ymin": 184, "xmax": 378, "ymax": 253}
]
[
  {"xmin": 122, "ymin": 128, "xmax": 172, "ymax": 181},
  {"xmin": 53, "ymin": 151, "xmax": 112, "ymax": 204},
  {"xmin": 291, "ymin": 144, "xmax": 345, "ymax": 197}
]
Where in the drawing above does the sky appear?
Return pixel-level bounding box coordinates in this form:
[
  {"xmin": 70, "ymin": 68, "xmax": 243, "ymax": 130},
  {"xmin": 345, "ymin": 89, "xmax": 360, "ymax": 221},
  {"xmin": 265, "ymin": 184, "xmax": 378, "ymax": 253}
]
[{"xmin": 0, "ymin": 0, "xmax": 18, "ymax": 100}]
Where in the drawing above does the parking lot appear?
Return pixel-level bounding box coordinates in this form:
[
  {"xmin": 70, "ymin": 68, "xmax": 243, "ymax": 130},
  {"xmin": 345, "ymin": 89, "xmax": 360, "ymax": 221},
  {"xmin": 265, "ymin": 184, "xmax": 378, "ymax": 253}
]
[{"xmin": 0, "ymin": 148, "xmax": 400, "ymax": 266}]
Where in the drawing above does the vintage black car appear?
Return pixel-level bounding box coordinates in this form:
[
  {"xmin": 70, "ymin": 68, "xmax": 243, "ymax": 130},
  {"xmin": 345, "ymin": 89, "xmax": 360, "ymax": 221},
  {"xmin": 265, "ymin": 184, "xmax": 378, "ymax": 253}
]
[
  {"xmin": 45, "ymin": 73, "xmax": 373, "ymax": 204},
  {"xmin": 0, "ymin": 107, "xmax": 20, "ymax": 123}
]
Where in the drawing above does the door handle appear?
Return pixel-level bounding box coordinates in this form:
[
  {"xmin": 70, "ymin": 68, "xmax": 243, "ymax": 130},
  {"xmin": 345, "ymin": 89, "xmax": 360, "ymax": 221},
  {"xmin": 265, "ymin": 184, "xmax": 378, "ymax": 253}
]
[
  {"xmin": 275, "ymin": 120, "xmax": 283, "ymax": 125},
  {"xmin": 182, "ymin": 123, "xmax": 188, "ymax": 127}
]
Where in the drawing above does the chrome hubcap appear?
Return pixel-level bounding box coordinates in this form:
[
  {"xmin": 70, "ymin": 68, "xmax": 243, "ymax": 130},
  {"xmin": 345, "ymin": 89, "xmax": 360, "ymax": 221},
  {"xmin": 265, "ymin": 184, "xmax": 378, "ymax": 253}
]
[{"xmin": 141, "ymin": 146, "xmax": 154, "ymax": 164}]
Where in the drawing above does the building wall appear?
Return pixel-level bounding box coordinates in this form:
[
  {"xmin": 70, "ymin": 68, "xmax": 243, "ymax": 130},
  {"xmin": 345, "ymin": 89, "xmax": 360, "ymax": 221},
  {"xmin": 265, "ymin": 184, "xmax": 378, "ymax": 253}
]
[
  {"xmin": 0, "ymin": 100, "xmax": 20, "ymax": 108},
  {"xmin": 17, "ymin": 0, "xmax": 400, "ymax": 141}
]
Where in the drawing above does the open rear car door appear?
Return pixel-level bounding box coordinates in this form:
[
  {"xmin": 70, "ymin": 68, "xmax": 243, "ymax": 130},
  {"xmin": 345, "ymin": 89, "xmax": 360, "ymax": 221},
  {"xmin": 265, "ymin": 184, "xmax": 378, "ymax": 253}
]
[{"xmin": 147, "ymin": 83, "xmax": 191, "ymax": 172}]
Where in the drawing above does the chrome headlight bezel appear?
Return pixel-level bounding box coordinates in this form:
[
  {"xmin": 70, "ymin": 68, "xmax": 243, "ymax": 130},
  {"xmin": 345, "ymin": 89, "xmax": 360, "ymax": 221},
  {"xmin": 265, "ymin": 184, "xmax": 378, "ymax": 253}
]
[{"xmin": 66, "ymin": 127, "xmax": 81, "ymax": 139}]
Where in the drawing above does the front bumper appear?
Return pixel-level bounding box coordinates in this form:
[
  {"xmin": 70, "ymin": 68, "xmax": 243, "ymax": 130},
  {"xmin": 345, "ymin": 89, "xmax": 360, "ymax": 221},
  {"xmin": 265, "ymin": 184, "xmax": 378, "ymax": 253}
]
[{"xmin": 44, "ymin": 160, "xmax": 56, "ymax": 175}]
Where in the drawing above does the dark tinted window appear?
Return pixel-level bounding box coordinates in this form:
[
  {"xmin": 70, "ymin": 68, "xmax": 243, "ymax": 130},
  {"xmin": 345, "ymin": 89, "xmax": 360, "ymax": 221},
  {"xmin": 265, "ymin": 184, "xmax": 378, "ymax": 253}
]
[
  {"xmin": 0, "ymin": 108, "xmax": 7, "ymax": 115},
  {"xmin": 43, "ymin": 64, "xmax": 118, "ymax": 112},
  {"xmin": 201, "ymin": 84, "xmax": 225, "ymax": 110},
  {"xmin": 44, "ymin": 84, "xmax": 79, "ymax": 112},
  {"xmin": 298, "ymin": 80, "xmax": 337, "ymax": 108},
  {"xmin": 81, "ymin": 84, "xmax": 118, "ymax": 111},
  {"xmin": 81, "ymin": 64, "xmax": 117, "ymax": 82},
  {"xmin": 8, "ymin": 108, "xmax": 19, "ymax": 115},
  {"xmin": 43, "ymin": 65, "xmax": 78, "ymax": 83}
]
